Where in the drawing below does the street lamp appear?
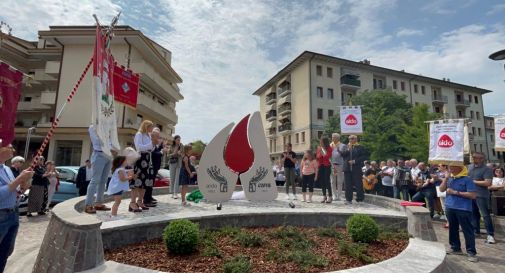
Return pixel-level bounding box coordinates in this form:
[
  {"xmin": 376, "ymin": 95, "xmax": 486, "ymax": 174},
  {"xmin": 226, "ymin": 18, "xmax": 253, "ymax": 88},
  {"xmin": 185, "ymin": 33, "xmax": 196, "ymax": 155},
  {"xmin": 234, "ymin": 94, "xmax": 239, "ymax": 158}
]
[{"xmin": 24, "ymin": 127, "xmax": 36, "ymax": 160}]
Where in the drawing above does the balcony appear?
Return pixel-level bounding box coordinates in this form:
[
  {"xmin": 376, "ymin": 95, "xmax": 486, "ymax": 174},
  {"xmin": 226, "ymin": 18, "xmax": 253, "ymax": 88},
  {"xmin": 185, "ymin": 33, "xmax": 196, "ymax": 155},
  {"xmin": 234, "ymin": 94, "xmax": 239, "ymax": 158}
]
[
  {"xmin": 40, "ymin": 91, "xmax": 56, "ymax": 105},
  {"xmin": 278, "ymin": 94, "xmax": 291, "ymax": 105},
  {"xmin": 266, "ymin": 127, "xmax": 276, "ymax": 136},
  {"xmin": 278, "ymin": 123, "xmax": 292, "ymax": 133},
  {"xmin": 278, "ymin": 103, "xmax": 291, "ymax": 116},
  {"xmin": 432, "ymin": 94, "xmax": 448, "ymax": 104},
  {"xmin": 45, "ymin": 61, "xmax": 60, "ymax": 76},
  {"xmin": 266, "ymin": 110, "xmax": 277, "ymax": 121},
  {"xmin": 137, "ymin": 92, "xmax": 178, "ymax": 124},
  {"xmin": 455, "ymin": 99, "xmax": 470, "ymax": 108},
  {"xmin": 17, "ymin": 100, "xmax": 53, "ymax": 112},
  {"xmin": 265, "ymin": 93, "xmax": 277, "ymax": 105},
  {"xmin": 278, "ymin": 87, "xmax": 291, "ymax": 98},
  {"xmin": 33, "ymin": 69, "xmax": 57, "ymax": 82},
  {"xmin": 340, "ymin": 74, "xmax": 361, "ymax": 89}
]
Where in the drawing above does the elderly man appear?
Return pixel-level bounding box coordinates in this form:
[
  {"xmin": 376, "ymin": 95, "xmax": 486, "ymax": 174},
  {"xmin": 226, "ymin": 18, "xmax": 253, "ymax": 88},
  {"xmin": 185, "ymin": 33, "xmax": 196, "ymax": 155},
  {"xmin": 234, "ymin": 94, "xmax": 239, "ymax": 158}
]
[
  {"xmin": 412, "ymin": 162, "xmax": 436, "ymax": 218},
  {"xmin": 0, "ymin": 141, "xmax": 33, "ymax": 272},
  {"xmin": 469, "ymin": 152, "xmax": 495, "ymax": 244},
  {"xmin": 439, "ymin": 164, "xmax": 478, "ymax": 262},
  {"xmin": 330, "ymin": 133, "xmax": 347, "ymax": 201},
  {"xmin": 9, "ymin": 156, "xmax": 25, "ymax": 178},
  {"xmin": 341, "ymin": 135, "xmax": 368, "ymax": 204}
]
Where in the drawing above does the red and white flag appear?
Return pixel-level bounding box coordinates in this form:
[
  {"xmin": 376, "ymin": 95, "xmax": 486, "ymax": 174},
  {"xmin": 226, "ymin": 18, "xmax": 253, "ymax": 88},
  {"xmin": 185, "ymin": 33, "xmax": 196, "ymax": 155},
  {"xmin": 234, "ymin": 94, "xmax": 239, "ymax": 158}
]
[
  {"xmin": 113, "ymin": 63, "xmax": 139, "ymax": 109},
  {"xmin": 92, "ymin": 25, "xmax": 120, "ymax": 157},
  {"xmin": 429, "ymin": 120, "xmax": 464, "ymax": 165},
  {"xmin": 495, "ymin": 116, "xmax": 505, "ymax": 152},
  {"xmin": 340, "ymin": 106, "xmax": 363, "ymax": 135},
  {"xmin": 0, "ymin": 62, "xmax": 23, "ymax": 145}
]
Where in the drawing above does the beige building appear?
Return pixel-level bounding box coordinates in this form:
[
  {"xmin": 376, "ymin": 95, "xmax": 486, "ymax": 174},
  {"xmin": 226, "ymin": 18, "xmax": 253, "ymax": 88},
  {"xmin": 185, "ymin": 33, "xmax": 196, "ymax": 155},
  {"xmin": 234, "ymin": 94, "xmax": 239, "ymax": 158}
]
[
  {"xmin": 484, "ymin": 116, "xmax": 503, "ymax": 163},
  {"xmin": 0, "ymin": 26, "xmax": 182, "ymax": 166},
  {"xmin": 253, "ymin": 51, "xmax": 492, "ymax": 160}
]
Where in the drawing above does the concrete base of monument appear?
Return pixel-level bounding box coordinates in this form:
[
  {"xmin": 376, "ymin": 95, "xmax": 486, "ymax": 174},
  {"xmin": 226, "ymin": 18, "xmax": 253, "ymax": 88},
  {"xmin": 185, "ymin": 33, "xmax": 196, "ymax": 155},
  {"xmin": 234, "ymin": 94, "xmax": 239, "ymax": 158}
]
[{"xmin": 31, "ymin": 186, "xmax": 446, "ymax": 273}]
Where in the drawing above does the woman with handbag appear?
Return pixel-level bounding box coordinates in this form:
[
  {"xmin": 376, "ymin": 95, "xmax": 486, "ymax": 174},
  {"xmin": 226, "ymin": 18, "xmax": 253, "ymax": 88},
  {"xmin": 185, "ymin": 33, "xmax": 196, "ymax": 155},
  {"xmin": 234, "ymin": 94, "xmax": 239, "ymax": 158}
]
[
  {"xmin": 130, "ymin": 120, "xmax": 155, "ymax": 212},
  {"xmin": 167, "ymin": 135, "xmax": 183, "ymax": 199}
]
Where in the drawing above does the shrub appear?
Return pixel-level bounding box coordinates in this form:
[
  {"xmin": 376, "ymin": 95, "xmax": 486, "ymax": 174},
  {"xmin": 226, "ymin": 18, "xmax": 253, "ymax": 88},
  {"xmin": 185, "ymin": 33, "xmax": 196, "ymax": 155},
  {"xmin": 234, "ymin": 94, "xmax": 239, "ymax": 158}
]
[
  {"xmin": 235, "ymin": 232, "xmax": 264, "ymax": 247},
  {"xmin": 317, "ymin": 226, "xmax": 343, "ymax": 239},
  {"xmin": 338, "ymin": 241, "xmax": 374, "ymax": 264},
  {"xmin": 272, "ymin": 226, "xmax": 303, "ymax": 240},
  {"xmin": 163, "ymin": 219, "xmax": 200, "ymax": 255},
  {"xmin": 219, "ymin": 226, "xmax": 243, "ymax": 238},
  {"xmin": 223, "ymin": 255, "xmax": 251, "ymax": 273},
  {"xmin": 346, "ymin": 214, "xmax": 379, "ymax": 243},
  {"xmin": 283, "ymin": 250, "xmax": 328, "ymax": 271},
  {"xmin": 200, "ymin": 230, "xmax": 222, "ymax": 257}
]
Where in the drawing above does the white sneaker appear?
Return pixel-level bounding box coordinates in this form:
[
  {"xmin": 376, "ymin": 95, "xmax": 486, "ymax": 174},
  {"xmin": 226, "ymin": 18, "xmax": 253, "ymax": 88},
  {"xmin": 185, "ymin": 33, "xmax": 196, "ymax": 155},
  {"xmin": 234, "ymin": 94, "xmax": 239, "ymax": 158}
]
[
  {"xmin": 486, "ymin": 235, "xmax": 496, "ymax": 244},
  {"xmin": 292, "ymin": 194, "xmax": 298, "ymax": 200},
  {"xmin": 332, "ymin": 196, "xmax": 338, "ymax": 201},
  {"xmin": 440, "ymin": 215, "xmax": 447, "ymax": 221},
  {"xmin": 286, "ymin": 194, "xmax": 291, "ymax": 200}
]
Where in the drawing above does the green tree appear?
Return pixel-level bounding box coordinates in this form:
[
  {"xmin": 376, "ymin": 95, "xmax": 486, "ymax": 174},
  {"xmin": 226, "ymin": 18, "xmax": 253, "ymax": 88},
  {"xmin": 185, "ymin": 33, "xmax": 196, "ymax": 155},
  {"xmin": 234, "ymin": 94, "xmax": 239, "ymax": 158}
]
[
  {"xmin": 398, "ymin": 104, "xmax": 440, "ymax": 162},
  {"xmin": 190, "ymin": 140, "xmax": 207, "ymax": 158}
]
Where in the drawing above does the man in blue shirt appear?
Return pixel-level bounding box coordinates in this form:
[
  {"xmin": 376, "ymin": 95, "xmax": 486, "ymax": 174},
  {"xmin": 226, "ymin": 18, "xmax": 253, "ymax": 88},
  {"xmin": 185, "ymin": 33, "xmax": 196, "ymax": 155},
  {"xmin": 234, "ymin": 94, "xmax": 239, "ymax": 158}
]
[
  {"xmin": 0, "ymin": 141, "xmax": 33, "ymax": 272},
  {"xmin": 439, "ymin": 164, "xmax": 478, "ymax": 262},
  {"xmin": 468, "ymin": 152, "xmax": 495, "ymax": 244}
]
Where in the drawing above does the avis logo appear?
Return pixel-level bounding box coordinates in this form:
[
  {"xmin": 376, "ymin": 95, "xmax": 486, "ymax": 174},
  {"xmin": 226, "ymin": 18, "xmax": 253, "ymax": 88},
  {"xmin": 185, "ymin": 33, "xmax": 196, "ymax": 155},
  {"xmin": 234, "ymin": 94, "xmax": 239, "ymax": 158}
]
[
  {"xmin": 345, "ymin": 114, "xmax": 358, "ymax": 125},
  {"xmin": 438, "ymin": 134, "xmax": 454, "ymax": 148},
  {"xmin": 500, "ymin": 128, "xmax": 505, "ymax": 140}
]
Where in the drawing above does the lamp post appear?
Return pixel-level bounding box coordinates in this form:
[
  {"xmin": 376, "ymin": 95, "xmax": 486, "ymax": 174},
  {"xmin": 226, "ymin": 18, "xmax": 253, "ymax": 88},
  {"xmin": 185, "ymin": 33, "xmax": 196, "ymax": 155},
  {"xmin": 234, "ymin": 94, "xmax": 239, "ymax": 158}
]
[
  {"xmin": 489, "ymin": 49, "xmax": 505, "ymax": 164},
  {"xmin": 24, "ymin": 127, "xmax": 36, "ymax": 160}
]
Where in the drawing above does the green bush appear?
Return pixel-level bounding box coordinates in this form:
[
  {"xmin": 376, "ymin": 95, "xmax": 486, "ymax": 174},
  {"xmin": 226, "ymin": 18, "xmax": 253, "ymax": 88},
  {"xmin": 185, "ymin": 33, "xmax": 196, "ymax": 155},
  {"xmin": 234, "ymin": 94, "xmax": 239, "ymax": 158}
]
[
  {"xmin": 283, "ymin": 250, "xmax": 329, "ymax": 270},
  {"xmin": 223, "ymin": 255, "xmax": 251, "ymax": 273},
  {"xmin": 200, "ymin": 230, "xmax": 222, "ymax": 257},
  {"xmin": 235, "ymin": 232, "xmax": 264, "ymax": 247},
  {"xmin": 317, "ymin": 226, "xmax": 343, "ymax": 239},
  {"xmin": 346, "ymin": 214, "xmax": 379, "ymax": 243},
  {"xmin": 219, "ymin": 226, "xmax": 243, "ymax": 238},
  {"xmin": 272, "ymin": 226, "xmax": 303, "ymax": 240},
  {"xmin": 338, "ymin": 241, "xmax": 374, "ymax": 264},
  {"xmin": 163, "ymin": 219, "xmax": 200, "ymax": 255}
]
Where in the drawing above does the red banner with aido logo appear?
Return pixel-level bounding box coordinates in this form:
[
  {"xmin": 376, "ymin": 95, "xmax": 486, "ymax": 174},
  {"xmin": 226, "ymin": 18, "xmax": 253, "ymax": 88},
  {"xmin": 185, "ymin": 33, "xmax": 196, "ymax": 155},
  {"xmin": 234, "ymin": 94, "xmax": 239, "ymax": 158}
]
[
  {"xmin": 0, "ymin": 62, "xmax": 23, "ymax": 145},
  {"xmin": 113, "ymin": 63, "xmax": 139, "ymax": 108}
]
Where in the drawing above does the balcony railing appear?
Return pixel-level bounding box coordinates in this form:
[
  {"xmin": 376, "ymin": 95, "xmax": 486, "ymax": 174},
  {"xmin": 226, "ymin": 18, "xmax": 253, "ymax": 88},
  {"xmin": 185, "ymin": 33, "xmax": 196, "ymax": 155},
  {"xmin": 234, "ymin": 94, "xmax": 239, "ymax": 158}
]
[
  {"xmin": 278, "ymin": 104, "xmax": 291, "ymax": 115},
  {"xmin": 278, "ymin": 88, "xmax": 291, "ymax": 97},
  {"xmin": 340, "ymin": 77, "xmax": 361, "ymax": 88},
  {"xmin": 455, "ymin": 99, "xmax": 470, "ymax": 107},
  {"xmin": 278, "ymin": 123, "xmax": 292, "ymax": 133},
  {"xmin": 265, "ymin": 93, "xmax": 277, "ymax": 104},
  {"xmin": 266, "ymin": 111, "xmax": 277, "ymax": 121},
  {"xmin": 267, "ymin": 127, "xmax": 276, "ymax": 136},
  {"xmin": 432, "ymin": 95, "xmax": 448, "ymax": 104}
]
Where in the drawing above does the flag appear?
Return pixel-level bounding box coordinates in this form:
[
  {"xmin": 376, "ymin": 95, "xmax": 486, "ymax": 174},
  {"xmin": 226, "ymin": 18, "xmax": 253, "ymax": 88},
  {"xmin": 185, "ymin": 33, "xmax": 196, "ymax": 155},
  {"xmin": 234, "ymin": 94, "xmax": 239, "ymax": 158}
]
[
  {"xmin": 0, "ymin": 62, "xmax": 23, "ymax": 145},
  {"xmin": 113, "ymin": 63, "xmax": 139, "ymax": 108},
  {"xmin": 495, "ymin": 116, "xmax": 505, "ymax": 152},
  {"xmin": 428, "ymin": 120, "xmax": 464, "ymax": 165},
  {"xmin": 92, "ymin": 25, "xmax": 120, "ymax": 157},
  {"xmin": 340, "ymin": 106, "xmax": 363, "ymax": 135}
]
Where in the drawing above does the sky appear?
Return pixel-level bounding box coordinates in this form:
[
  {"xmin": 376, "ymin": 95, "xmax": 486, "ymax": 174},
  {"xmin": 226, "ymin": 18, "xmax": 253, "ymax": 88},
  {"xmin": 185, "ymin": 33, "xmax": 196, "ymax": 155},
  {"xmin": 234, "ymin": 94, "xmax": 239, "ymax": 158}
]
[{"xmin": 1, "ymin": 0, "xmax": 504, "ymax": 142}]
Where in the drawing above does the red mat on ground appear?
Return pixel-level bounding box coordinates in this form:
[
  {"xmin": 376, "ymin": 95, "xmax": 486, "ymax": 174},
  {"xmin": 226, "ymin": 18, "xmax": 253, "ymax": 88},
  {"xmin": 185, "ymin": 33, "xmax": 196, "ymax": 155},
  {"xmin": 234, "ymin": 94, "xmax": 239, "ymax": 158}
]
[{"xmin": 400, "ymin": 201, "xmax": 425, "ymax": 206}]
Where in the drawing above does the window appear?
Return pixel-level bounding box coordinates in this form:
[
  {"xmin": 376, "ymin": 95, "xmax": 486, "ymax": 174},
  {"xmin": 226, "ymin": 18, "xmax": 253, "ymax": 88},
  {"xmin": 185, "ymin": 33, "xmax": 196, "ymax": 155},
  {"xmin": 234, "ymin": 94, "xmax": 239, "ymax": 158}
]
[
  {"xmin": 316, "ymin": 65, "xmax": 322, "ymax": 76},
  {"xmin": 269, "ymin": 139, "xmax": 273, "ymax": 153},
  {"xmin": 493, "ymin": 149, "xmax": 496, "ymax": 156},
  {"xmin": 301, "ymin": 132, "xmax": 305, "ymax": 143},
  {"xmin": 317, "ymin": 108, "xmax": 323, "ymax": 120},
  {"xmin": 283, "ymin": 136, "xmax": 286, "ymax": 147},
  {"xmin": 401, "ymin": 81, "xmax": 405, "ymax": 91},
  {"xmin": 472, "ymin": 127, "xmax": 476, "ymax": 135},
  {"xmin": 273, "ymin": 139, "xmax": 277, "ymax": 152},
  {"xmin": 23, "ymin": 97, "xmax": 32, "ymax": 102},
  {"xmin": 458, "ymin": 110, "xmax": 463, "ymax": 118},
  {"xmin": 421, "ymin": 86, "xmax": 425, "ymax": 95},
  {"xmin": 327, "ymin": 67, "xmax": 333, "ymax": 78},
  {"xmin": 327, "ymin": 88, "xmax": 334, "ymax": 99},
  {"xmin": 474, "ymin": 96, "xmax": 478, "ymax": 104},
  {"xmin": 468, "ymin": 95, "xmax": 472, "ymax": 103},
  {"xmin": 470, "ymin": 111, "xmax": 474, "ymax": 119},
  {"xmin": 295, "ymin": 133, "xmax": 299, "ymax": 144},
  {"xmin": 317, "ymin": 131, "xmax": 323, "ymax": 139},
  {"xmin": 414, "ymin": 84, "xmax": 418, "ymax": 93},
  {"xmin": 434, "ymin": 106, "xmax": 441, "ymax": 113},
  {"xmin": 55, "ymin": 140, "xmax": 83, "ymax": 166},
  {"xmin": 317, "ymin": 87, "xmax": 323, "ymax": 98},
  {"xmin": 328, "ymin": 110, "xmax": 334, "ymax": 117},
  {"xmin": 456, "ymin": 94, "xmax": 462, "ymax": 101},
  {"xmin": 480, "ymin": 144, "xmax": 483, "ymax": 152},
  {"xmin": 474, "ymin": 144, "xmax": 477, "ymax": 152},
  {"xmin": 478, "ymin": 128, "xmax": 482, "ymax": 136},
  {"xmin": 288, "ymin": 135, "xmax": 292, "ymax": 144},
  {"xmin": 373, "ymin": 78, "xmax": 384, "ymax": 89},
  {"xmin": 476, "ymin": 112, "xmax": 480, "ymax": 120},
  {"xmin": 393, "ymin": 80, "xmax": 397, "ymax": 90},
  {"xmin": 491, "ymin": 134, "xmax": 494, "ymax": 142}
]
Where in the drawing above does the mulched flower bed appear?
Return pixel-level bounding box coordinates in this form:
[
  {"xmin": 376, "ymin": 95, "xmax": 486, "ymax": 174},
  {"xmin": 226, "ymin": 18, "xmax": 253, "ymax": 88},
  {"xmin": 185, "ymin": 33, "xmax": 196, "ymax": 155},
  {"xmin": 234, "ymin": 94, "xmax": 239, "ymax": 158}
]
[{"xmin": 105, "ymin": 226, "xmax": 408, "ymax": 273}]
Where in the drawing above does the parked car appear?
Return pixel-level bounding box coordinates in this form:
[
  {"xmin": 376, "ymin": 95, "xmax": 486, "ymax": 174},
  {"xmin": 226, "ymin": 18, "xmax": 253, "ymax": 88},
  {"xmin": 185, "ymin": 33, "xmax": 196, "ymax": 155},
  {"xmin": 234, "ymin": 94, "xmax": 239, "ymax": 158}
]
[
  {"xmin": 154, "ymin": 169, "xmax": 170, "ymax": 187},
  {"xmin": 18, "ymin": 166, "xmax": 79, "ymax": 214}
]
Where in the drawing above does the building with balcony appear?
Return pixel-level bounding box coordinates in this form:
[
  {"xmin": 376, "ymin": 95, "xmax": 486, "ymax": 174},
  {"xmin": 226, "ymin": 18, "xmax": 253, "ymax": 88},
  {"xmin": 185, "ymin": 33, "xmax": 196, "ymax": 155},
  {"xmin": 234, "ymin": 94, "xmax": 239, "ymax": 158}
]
[
  {"xmin": 0, "ymin": 26, "xmax": 183, "ymax": 166},
  {"xmin": 484, "ymin": 116, "xmax": 503, "ymax": 163},
  {"xmin": 253, "ymin": 51, "xmax": 492, "ymax": 160}
]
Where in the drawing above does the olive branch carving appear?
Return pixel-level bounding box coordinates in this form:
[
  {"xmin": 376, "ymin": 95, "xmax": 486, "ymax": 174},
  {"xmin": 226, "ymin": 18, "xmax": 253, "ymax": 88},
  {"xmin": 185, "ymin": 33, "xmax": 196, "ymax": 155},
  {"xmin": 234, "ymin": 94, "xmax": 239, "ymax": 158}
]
[
  {"xmin": 248, "ymin": 167, "xmax": 268, "ymax": 192},
  {"xmin": 207, "ymin": 165, "xmax": 228, "ymax": 192}
]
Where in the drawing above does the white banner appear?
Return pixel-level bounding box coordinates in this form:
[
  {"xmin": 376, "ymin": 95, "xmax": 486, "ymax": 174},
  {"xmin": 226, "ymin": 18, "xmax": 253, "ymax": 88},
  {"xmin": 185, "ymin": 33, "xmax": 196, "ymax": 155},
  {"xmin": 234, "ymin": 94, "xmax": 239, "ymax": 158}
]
[
  {"xmin": 495, "ymin": 116, "xmax": 505, "ymax": 152},
  {"xmin": 340, "ymin": 106, "xmax": 363, "ymax": 135},
  {"xmin": 429, "ymin": 120, "xmax": 464, "ymax": 165}
]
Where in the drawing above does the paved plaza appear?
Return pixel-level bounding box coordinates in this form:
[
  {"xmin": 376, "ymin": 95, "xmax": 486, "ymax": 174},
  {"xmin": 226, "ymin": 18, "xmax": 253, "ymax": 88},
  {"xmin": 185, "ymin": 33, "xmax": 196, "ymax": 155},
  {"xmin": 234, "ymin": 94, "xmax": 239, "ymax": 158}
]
[{"xmin": 5, "ymin": 193, "xmax": 505, "ymax": 273}]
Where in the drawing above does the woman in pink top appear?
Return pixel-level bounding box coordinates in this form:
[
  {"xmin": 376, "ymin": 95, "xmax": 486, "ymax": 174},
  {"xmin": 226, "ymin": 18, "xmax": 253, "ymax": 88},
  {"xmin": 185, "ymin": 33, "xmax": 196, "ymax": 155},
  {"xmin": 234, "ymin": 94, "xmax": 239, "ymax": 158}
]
[
  {"xmin": 301, "ymin": 150, "xmax": 318, "ymax": 203},
  {"xmin": 316, "ymin": 137, "xmax": 333, "ymax": 203}
]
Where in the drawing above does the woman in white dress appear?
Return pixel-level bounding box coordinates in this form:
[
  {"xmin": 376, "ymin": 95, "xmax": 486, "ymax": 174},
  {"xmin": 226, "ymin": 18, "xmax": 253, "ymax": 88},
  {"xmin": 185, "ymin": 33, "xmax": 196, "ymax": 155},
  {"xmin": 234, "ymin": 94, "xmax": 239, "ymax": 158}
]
[{"xmin": 45, "ymin": 160, "xmax": 59, "ymax": 210}]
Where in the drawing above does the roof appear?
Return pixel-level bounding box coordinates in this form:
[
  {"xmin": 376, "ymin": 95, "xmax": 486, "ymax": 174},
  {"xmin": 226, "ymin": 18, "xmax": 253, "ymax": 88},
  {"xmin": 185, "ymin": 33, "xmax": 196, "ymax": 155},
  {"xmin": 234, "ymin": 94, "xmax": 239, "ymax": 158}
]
[{"xmin": 252, "ymin": 51, "xmax": 493, "ymax": 95}]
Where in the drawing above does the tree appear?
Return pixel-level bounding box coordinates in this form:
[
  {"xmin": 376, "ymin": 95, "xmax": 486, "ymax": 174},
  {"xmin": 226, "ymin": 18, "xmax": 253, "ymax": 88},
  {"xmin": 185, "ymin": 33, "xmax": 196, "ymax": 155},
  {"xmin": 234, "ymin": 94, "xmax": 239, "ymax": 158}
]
[
  {"xmin": 190, "ymin": 140, "xmax": 206, "ymax": 159},
  {"xmin": 398, "ymin": 104, "xmax": 440, "ymax": 162}
]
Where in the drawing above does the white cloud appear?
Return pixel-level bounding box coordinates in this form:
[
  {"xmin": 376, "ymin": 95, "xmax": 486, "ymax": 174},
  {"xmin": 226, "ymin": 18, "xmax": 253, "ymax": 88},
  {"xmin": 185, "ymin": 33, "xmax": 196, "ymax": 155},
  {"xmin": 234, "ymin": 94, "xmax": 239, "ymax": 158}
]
[
  {"xmin": 396, "ymin": 28, "xmax": 424, "ymax": 37},
  {"xmin": 421, "ymin": 0, "xmax": 476, "ymax": 15},
  {"xmin": 487, "ymin": 3, "xmax": 505, "ymax": 15}
]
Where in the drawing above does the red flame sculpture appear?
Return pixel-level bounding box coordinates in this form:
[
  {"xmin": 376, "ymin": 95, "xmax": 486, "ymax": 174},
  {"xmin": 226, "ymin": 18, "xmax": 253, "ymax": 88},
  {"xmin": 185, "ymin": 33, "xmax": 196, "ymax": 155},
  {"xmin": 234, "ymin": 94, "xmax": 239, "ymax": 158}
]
[{"xmin": 224, "ymin": 114, "xmax": 255, "ymax": 174}]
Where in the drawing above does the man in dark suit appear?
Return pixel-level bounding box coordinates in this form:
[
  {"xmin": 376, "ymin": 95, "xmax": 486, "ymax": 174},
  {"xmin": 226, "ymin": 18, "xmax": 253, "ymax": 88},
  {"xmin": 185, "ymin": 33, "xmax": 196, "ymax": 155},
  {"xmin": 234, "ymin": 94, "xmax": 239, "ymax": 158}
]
[
  {"xmin": 76, "ymin": 160, "xmax": 92, "ymax": 196},
  {"xmin": 341, "ymin": 135, "xmax": 368, "ymax": 204}
]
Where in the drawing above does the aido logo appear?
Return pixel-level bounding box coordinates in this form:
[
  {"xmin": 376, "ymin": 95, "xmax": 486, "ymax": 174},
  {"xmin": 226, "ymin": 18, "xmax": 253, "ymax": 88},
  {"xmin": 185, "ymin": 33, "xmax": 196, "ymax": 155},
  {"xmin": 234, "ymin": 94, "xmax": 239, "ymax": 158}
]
[
  {"xmin": 500, "ymin": 128, "xmax": 505, "ymax": 140},
  {"xmin": 345, "ymin": 114, "xmax": 358, "ymax": 126},
  {"xmin": 438, "ymin": 134, "xmax": 454, "ymax": 148}
]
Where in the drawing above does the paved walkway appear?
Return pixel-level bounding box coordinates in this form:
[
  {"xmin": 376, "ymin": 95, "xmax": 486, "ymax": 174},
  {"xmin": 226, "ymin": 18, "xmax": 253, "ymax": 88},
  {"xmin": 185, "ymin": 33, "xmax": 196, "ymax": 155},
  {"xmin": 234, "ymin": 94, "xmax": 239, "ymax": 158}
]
[{"xmin": 432, "ymin": 221, "xmax": 505, "ymax": 273}]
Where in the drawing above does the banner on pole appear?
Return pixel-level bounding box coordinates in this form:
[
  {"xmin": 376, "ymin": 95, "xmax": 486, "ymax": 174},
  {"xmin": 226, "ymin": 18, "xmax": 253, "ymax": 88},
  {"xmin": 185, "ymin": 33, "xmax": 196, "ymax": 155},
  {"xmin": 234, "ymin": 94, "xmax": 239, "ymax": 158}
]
[
  {"xmin": 113, "ymin": 63, "xmax": 139, "ymax": 109},
  {"xmin": 340, "ymin": 106, "xmax": 363, "ymax": 135},
  {"xmin": 0, "ymin": 62, "xmax": 23, "ymax": 145},
  {"xmin": 93, "ymin": 25, "xmax": 120, "ymax": 157},
  {"xmin": 494, "ymin": 116, "xmax": 505, "ymax": 152},
  {"xmin": 429, "ymin": 120, "xmax": 464, "ymax": 165}
]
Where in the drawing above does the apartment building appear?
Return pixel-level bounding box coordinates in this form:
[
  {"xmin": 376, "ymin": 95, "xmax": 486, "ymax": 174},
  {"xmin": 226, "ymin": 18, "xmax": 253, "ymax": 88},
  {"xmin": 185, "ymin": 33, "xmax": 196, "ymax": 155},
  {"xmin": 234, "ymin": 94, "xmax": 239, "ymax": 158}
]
[
  {"xmin": 253, "ymin": 51, "xmax": 492, "ymax": 160},
  {"xmin": 484, "ymin": 116, "xmax": 504, "ymax": 163},
  {"xmin": 0, "ymin": 26, "xmax": 183, "ymax": 166}
]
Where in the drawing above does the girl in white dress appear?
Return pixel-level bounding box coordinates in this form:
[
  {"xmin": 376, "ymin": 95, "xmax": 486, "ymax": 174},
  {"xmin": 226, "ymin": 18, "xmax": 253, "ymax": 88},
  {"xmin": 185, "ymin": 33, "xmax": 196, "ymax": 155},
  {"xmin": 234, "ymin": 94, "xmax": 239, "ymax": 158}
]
[{"xmin": 106, "ymin": 156, "xmax": 132, "ymax": 217}]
